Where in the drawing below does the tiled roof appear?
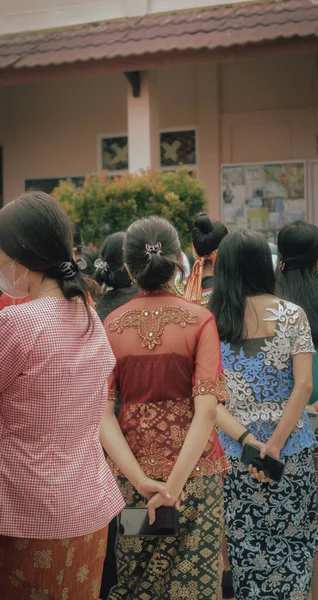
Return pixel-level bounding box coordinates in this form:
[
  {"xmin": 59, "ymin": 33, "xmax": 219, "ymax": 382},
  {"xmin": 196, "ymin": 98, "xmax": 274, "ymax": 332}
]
[{"xmin": 0, "ymin": 0, "xmax": 317, "ymax": 70}]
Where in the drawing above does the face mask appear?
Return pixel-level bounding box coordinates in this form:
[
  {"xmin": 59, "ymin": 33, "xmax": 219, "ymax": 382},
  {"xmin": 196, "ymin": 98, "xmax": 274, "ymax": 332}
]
[{"xmin": 0, "ymin": 261, "xmax": 29, "ymax": 299}]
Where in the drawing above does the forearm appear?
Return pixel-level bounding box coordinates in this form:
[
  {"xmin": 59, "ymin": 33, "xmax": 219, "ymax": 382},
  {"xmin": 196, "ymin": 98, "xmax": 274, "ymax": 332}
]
[
  {"xmin": 166, "ymin": 405, "xmax": 216, "ymax": 498},
  {"xmin": 216, "ymin": 404, "xmax": 247, "ymax": 439},
  {"xmin": 100, "ymin": 413, "xmax": 145, "ymax": 491},
  {"xmin": 269, "ymin": 384, "xmax": 312, "ymax": 448}
]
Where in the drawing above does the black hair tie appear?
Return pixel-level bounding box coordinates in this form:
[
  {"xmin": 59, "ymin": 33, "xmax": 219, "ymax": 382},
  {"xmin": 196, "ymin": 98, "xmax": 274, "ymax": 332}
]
[{"xmin": 49, "ymin": 259, "xmax": 79, "ymax": 281}]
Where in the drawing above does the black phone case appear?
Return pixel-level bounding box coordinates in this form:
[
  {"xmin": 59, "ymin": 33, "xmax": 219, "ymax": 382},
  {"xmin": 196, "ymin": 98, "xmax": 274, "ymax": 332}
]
[
  {"xmin": 118, "ymin": 507, "xmax": 178, "ymax": 537},
  {"xmin": 241, "ymin": 443, "xmax": 285, "ymax": 482}
]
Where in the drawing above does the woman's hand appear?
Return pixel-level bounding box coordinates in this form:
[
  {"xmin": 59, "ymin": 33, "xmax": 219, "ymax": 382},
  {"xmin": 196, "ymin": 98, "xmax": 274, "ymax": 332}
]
[
  {"xmin": 260, "ymin": 440, "xmax": 281, "ymax": 460},
  {"xmin": 146, "ymin": 491, "xmax": 185, "ymax": 525},
  {"xmin": 243, "ymin": 433, "xmax": 266, "ymax": 455},
  {"xmin": 307, "ymin": 401, "xmax": 318, "ymax": 413},
  {"xmin": 243, "ymin": 434, "xmax": 272, "ymax": 483},
  {"xmin": 138, "ymin": 477, "xmax": 171, "ymax": 501},
  {"xmin": 247, "ymin": 438, "xmax": 283, "ymax": 483}
]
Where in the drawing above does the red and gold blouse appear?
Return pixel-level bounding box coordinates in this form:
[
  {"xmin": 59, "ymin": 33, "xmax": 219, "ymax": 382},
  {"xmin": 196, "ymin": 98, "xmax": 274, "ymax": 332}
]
[{"xmin": 104, "ymin": 291, "xmax": 229, "ymax": 480}]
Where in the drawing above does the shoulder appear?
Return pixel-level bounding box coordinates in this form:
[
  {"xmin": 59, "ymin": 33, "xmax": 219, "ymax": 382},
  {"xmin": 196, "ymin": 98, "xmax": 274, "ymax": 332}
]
[
  {"xmin": 0, "ymin": 306, "xmax": 23, "ymax": 349},
  {"xmin": 277, "ymin": 298, "xmax": 306, "ymax": 321},
  {"xmin": 175, "ymin": 296, "xmax": 214, "ymax": 324},
  {"xmin": 265, "ymin": 298, "xmax": 305, "ymax": 322}
]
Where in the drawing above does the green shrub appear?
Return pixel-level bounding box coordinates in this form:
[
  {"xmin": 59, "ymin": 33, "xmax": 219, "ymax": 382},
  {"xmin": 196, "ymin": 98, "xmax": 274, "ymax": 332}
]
[{"xmin": 52, "ymin": 168, "xmax": 207, "ymax": 249}]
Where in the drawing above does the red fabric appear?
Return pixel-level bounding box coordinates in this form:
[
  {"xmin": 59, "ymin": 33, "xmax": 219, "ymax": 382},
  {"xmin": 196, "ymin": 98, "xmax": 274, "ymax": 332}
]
[
  {"xmin": 0, "ymin": 297, "xmax": 124, "ymax": 539},
  {"xmin": 105, "ymin": 291, "xmax": 229, "ymax": 480},
  {"xmin": 0, "ymin": 294, "xmax": 30, "ymax": 310},
  {"xmin": 183, "ymin": 249, "xmax": 217, "ymax": 305}
]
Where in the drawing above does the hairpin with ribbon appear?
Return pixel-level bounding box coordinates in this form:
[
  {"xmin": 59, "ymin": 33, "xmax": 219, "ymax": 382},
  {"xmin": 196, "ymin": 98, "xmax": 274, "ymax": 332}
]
[{"xmin": 145, "ymin": 242, "xmax": 163, "ymax": 260}]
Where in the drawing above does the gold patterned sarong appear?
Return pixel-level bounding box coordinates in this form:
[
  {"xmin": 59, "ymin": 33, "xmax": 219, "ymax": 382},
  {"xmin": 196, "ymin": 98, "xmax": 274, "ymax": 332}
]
[
  {"xmin": 108, "ymin": 475, "xmax": 223, "ymax": 600},
  {"xmin": 0, "ymin": 526, "xmax": 108, "ymax": 600}
]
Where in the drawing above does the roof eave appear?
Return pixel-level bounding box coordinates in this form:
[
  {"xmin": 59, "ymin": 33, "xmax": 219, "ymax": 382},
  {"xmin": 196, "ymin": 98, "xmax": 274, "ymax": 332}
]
[{"xmin": 0, "ymin": 35, "xmax": 317, "ymax": 87}]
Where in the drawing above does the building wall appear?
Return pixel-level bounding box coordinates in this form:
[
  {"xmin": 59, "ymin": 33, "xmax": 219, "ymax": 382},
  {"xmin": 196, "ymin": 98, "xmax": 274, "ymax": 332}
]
[
  {"xmin": 221, "ymin": 53, "xmax": 316, "ymax": 164},
  {"xmin": 0, "ymin": 72, "xmax": 127, "ymax": 201},
  {"xmin": 0, "ymin": 0, "xmax": 256, "ymax": 36},
  {"xmin": 1, "ymin": 52, "xmax": 317, "ymax": 217}
]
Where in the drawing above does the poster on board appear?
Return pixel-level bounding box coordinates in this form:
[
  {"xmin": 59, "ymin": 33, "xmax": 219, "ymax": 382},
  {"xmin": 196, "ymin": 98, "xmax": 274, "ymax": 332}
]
[{"xmin": 221, "ymin": 161, "xmax": 306, "ymax": 241}]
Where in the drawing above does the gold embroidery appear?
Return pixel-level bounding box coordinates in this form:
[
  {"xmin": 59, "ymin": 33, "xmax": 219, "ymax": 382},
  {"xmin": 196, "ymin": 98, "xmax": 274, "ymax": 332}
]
[
  {"xmin": 30, "ymin": 590, "xmax": 49, "ymax": 600},
  {"xmin": 34, "ymin": 550, "xmax": 52, "ymax": 570},
  {"xmin": 65, "ymin": 546, "xmax": 75, "ymax": 567},
  {"xmin": 57, "ymin": 569, "xmax": 64, "ymax": 586},
  {"xmin": 84, "ymin": 533, "xmax": 93, "ymax": 543},
  {"xmin": 92, "ymin": 579, "xmax": 100, "ymax": 599},
  {"xmin": 13, "ymin": 538, "xmax": 29, "ymax": 551},
  {"xmin": 108, "ymin": 389, "xmax": 119, "ymax": 403},
  {"xmin": 61, "ymin": 590, "xmax": 69, "ymax": 600},
  {"xmin": 108, "ymin": 475, "xmax": 223, "ymax": 600},
  {"xmin": 108, "ymin": 305, "xmax": 199, "ymax": 350},
  {"xmin": 9, "ymin": 569, "xmax": 25, "ymax": 587},
  {"xmin": 192, "ymin": 373, "xmax": 228, "ymax": 403},
  {"xmin": 76, "ymin": 564, "xmax": 89, "ymax": 583},
  {"xmin": 96, "ymin": 538, "xmax": 107, "ymax": 559},
  {"xmin": 108, "ymin": 395, "xmax": 229, "ymax": 480}
]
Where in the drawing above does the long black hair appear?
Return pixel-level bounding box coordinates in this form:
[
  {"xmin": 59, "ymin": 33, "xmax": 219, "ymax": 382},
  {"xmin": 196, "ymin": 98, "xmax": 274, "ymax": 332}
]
[
  {"xmin": 276, "ymin": 221, "xmax": 318, "ymax": 341},
  {"xmin": 95, "ymin": 232, "xmax": 132, "ymax": 289},
  {"xmin": 0, "ymin": 191, "xmax": 94, "ymax": 325},
  {"xmin": 209, "ymin": 230, "xmax": 275, "ymax": 342},
  {"xmin": 124, "ymin": 216, "xmax": 182, "ymax": 291},
  {"xmin": 192, "ymin": 213, "xmax": 228, "ymax": 257}
]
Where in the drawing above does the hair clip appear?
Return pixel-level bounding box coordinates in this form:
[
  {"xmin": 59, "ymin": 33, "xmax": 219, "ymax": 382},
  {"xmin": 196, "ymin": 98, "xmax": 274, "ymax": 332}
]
[
  {"xmin": 145, "ymin": 242, "xmax": 163, "ymax": 260},
  {"xmin": 94, "ymin": 258, "xmax": 109, "ymax": 274},
  {"xmin": 76, "ymin": 257, "xmax": 88, "ymax": 271}
]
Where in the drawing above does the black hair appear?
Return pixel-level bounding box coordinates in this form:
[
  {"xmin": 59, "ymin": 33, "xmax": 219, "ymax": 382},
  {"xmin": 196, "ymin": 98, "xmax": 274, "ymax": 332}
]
[
  {"xmin": 276, "ymin": 221, "xmax": 318, "ymax": 341},
  {"xmin": 209, "ymin": 230, "xmax": 275, "ymax": 342},
  {"xmin": 80, "ymin": 246, "xmax": 99, "ymax": 278},
  {"xmin": 192, "ymin": 213, "xmax": 228, "ymax": 257},
  {"xmin": 0, "ymin": 192, "xmax": 94, "ymax": 327},
  {"xmin": 72, "ymin": 222, "xmax": 84, "ymax": 255},
  {"xmin": 124, "ymin": 216, "xmax": 182, "ymax": 291},
  {"xmin": 95, "ymin": 232, "xmax": 131, "ymax": 289}
]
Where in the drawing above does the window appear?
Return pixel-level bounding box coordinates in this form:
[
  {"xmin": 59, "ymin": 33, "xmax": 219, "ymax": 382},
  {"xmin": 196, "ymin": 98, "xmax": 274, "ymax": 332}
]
[
  {"xmin": 99, "ymin": 134, "xmax": 128, "ymax": 177},
  {"xmin": 98, "ymin": 129, "xmax": 198, "ymax": 176},
  {"xmin": 160, "ymin": 128, "xmax": 197, "ymax": 174}
]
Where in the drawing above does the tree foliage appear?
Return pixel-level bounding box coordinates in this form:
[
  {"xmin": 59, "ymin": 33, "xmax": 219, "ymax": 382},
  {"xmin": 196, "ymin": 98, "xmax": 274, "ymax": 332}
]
[{"xmin": 53, "ymin": 168, "xmax": 207, "ymax": 249}]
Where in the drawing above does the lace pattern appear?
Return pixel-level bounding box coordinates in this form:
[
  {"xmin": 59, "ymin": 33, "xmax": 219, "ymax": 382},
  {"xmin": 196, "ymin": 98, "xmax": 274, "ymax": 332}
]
[
  {"xmin": 220, "ymin": 300, "xmax": 316, "ymax": 458},
  {"xmin": 108, "ymin": 305, "xmax": 199, "ymax": 350}
]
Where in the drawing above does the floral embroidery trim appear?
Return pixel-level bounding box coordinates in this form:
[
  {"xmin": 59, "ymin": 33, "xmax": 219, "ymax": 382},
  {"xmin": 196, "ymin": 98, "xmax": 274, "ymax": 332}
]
[
  {"xmin": 108, "ymin": 305, "xmax": 199, "ymax": 350},
  {"xmin": 192, "ymin": 373, "xmax": 228, "ymax": 403},
  {"xmin": 108, "ymin": 390, "xmax": 119, "ymax": 403}
]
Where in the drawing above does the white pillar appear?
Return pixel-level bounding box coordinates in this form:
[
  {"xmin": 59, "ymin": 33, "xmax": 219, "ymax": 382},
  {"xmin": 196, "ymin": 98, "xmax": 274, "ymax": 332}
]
[
  {"xmin": 197, "ymin": 63, "xmax": 221, "ymax": 219},
  {"xmin": 127, "ymin": 70, "xmax": 160, "ymax": 173}
]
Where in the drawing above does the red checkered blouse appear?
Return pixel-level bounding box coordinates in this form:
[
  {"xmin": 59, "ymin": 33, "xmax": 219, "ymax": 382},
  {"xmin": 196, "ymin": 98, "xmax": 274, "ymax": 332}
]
[{"xmin": 0, "ymin": 297, "xmax": 124, "ymax": 539}]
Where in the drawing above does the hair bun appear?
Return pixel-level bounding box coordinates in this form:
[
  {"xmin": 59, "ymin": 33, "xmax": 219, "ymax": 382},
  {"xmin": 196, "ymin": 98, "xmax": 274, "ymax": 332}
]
[{"xmin": 195, "ymin": 213, "xmax": 213, "ymax": 235}]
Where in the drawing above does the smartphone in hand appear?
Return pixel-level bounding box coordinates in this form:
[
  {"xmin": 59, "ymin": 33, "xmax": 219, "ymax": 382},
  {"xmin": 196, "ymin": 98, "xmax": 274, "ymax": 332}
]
[
  {"xmin": 118, "ymin": 506, "xmax": 178, "ymax": 537},
  {"xmin": 241, "ymin": 443, "xmax": 285, "ymax": 483}
]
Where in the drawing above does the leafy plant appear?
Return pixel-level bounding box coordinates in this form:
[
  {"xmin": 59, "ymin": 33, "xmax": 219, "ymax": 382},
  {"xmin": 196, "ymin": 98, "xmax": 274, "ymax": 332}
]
[{"xmin": 52, "ymin": 168, "xmax": 207, "ymax": 249}]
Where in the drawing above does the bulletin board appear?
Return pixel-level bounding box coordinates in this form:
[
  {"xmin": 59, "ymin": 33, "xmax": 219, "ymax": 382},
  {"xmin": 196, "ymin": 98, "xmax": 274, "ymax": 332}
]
[{"xmin": 221, "ymin": 161, "xmax": 306, "ymax": 241}]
